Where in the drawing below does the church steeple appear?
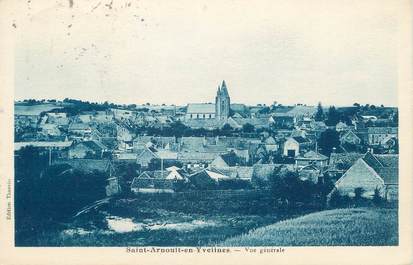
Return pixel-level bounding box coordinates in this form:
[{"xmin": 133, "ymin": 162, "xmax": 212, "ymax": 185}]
[
  {"xmin": 220, "ymin": 80, "xmax": 229, "ymax": 97},
  {"xmin": 215, "ymin": 80, "xmax": 230, "ymax": 120}
]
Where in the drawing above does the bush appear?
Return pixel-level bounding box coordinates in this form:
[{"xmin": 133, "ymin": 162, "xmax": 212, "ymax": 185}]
[{"xmin": 372, "ymin": 188, "xmax": 384, "ymax": 206}]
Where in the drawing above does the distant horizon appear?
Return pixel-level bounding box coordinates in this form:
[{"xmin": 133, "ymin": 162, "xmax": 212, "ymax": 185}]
[{"xmin": 13, "ymin": 97, "xmax": 398, "ymax": 109}]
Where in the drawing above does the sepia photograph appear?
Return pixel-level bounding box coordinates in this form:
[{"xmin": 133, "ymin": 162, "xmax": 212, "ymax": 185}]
[{"xmin": 0, "ymin": 0, "xmax": 412, "ymax": 264}]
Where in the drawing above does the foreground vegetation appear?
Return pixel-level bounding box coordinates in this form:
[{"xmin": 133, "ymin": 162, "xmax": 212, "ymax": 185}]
[{"xmin": 221, "ymin": 207, "xmax": 398, "ymax": 246}]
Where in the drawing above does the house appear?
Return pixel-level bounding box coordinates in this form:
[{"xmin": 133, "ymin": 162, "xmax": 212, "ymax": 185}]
[
  {"xmin": 298, "ymin": 165, "xmax": 323, "ymax": 184},
  {"xmin": 271, "ymin": 114, "xmax": 295, "ymax": 129},
  {"xmin": 340, "ymin": 130, "xmax": 362, "ymax": 146},
  {"xmin": 332, "ymin": 152, "xmax": 398, "ymax": 201},
  {"xmin": 335, "ymin": 122, "xmax": 349, "ymax": 132},
  {"xmin": 295, "ymin": 151, "xmax": 329, "ymax": 168},
  {"xmin": 188, "ymin": 168, "xmax": 232, "ymax": 189},
  {"xmin": 68, "ymin": 140, "xmax": 108, "ymax": 159},
  {"xmin": 325, "ymin": 152, "xmax": 364, "ymax": 181},
  {"xmin": 164, "ymin": 166, "xmax": 188, "ymax": 180},
  {"xmin": 283, "ymin": 136, "xmax": 311, "ymax": 157},
  {"xmin": 136, "ymin": 147, "xmax": 159, "ymax": 167},
  {"xmin": 14, "ymin": 140, "xmax": 73, "ymax": 151},
  {"xmin": 68, "ymin": 122, "xmax": 92, "ymax": 136},
  {"xmin": 208, "ymin": 166, "xmax": 254, "ymax": 181},
  {"xmin": 130, "ymin": 171, "xmax": 177, "ymax": 193},
  {"xmin": 366, "ymin": 127, "xmax": 398, "ymax": 146},
  {"xmin": 264, "ymin": 136, "xmax": 278, "ymax": 152},
  {"xmin": 209, "ymin": 152, "xmax": 246, "ymax": 168},
  {"xmin": 177, "ymin": 151, "xmax": 219, "ymax": 170}
]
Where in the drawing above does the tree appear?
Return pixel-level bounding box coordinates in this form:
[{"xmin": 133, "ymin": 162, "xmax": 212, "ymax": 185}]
[
  {"xmin": 242, "ymin": 123, "xmax": 255, "ymax": 133},
  {"xmin": 315, "ymin": 102, "xmax": 325, "ymax": 121},
  {"xmin": 354, "ymin": 187, "xmax": 365, "ymax": 205},
  {"xmin": 372, "ymin": 187, "xmax": 384, "ymax": 206},
  {"xmin": 317, "ymin": 129, "xmax": 340, "ymax": 156},
  {"xmin": 15, "ymin": 147, "xmax": 107, "ymax": 245},
  {"xmin": 325, "ymin": 106, "xmax": 340, "ymax": 126},
  {"xmin": 221, "ymin": 124, "xmax": 233, "ymax": 135}
]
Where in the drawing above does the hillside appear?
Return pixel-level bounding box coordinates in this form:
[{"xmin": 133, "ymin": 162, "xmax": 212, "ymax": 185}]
[{"xmin": 220, "ymin": 207, "xmax": 398, "ymax": 246}]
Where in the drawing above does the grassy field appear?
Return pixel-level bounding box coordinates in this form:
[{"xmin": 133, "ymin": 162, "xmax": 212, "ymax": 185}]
[{"xmin": 220, "ymin": 207, "xmax": 398, "ymax": 246}]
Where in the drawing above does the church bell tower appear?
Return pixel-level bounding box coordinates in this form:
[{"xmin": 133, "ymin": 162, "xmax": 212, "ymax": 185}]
[{"xmin": 215, "ymin": 80, "xmax": 230, "ymax": 120}]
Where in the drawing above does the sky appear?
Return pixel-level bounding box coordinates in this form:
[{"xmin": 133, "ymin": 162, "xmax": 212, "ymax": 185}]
[{"xmin": 13, "ymin": 0, "xmax": 399, "ymax": 106}]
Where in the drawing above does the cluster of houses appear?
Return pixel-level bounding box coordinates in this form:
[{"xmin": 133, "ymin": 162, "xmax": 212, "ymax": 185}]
[{"xmin": 14, "ymin": 81, "xmax": 399, "ymax": 202}]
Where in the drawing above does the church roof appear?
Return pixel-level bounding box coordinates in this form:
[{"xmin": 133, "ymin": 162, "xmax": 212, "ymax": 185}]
[{"xmin": 187, "ymin": 103, "xmax": 215, "ymax": 114}]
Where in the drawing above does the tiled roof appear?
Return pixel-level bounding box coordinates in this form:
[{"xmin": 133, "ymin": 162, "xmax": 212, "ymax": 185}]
[
  {"xmin": 232, "ymin": 117, "xmax": 269, "ymax": 127},
  {"xmin": 375, "ymin": 154, "xmax": 398, "ymax": 168},
  {"xmin": 285, "ymin": 106, "xmax": 317, "ymax": 116},
  {"xmin": 328, "ymin": 152, "xmax": 364, "ymax": 169},
  {"xmin": 362, "ymin": 153, "xmax": 399, "ymax": 185},
  {"xmin": 177, "ymin": 151, "xmax": 219, "ymax": 161},
  {"xmin": 292, "ymin": 136, "xmax": 310, "ymax": 144},
  {"xmin": 77, "ymin": 140, "xmax": 107, "ymax": 152},
  {"xmin": 220, "ymin": 152, "xmax": 243, "ymax": 167},
  {"xmin": 296, "ymin": 151, "xmax": 328, "ymax": 160},
  {"xmin": 209, "ymin": 166, "xmax": 254, "ymax": 180},
  {"xmin": 366, "ymin": 127, "xmax": 398, "ymax": 134},
  {"xmin": 187, "ymin": 103, "xmax": 215, "ymax": 114},
  {"xmin": 156, "ymin": 150, "xmax": 178, "ymax": 160},
  {"xmin": 183, "ymin": 119, "xmax": 223, "ymax": 129},
  {"xmin": 362, "ymin": 152, "xmax": 383, "ymax": 169}
]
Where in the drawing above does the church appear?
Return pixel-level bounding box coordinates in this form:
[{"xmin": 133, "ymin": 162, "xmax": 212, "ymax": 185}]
[{"xmin": 185, "ymin": 80, "xmax": 230, "ymax": 121}]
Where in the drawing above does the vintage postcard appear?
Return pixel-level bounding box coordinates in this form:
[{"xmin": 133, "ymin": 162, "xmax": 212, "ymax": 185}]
[{"xmin": 0, "ymin": 0, "xmax": 412, "ymax": 264}]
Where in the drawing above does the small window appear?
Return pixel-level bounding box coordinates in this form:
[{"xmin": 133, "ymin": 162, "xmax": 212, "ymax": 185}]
[{"xmin": 287, "ymin": 149, "xmax": 295, "ymax": 157}]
